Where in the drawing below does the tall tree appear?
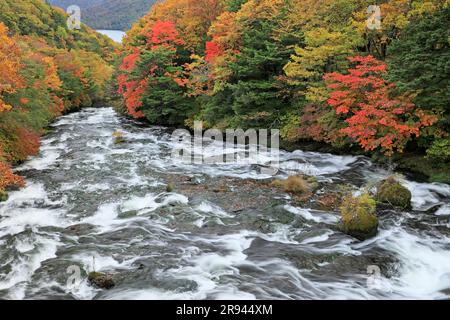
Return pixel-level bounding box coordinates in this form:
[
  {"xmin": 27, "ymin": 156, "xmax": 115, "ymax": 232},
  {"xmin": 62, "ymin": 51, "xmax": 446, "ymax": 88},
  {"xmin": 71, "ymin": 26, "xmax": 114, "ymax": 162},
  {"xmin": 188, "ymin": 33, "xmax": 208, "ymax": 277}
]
[
  {"xmin": 0, "ymin": 23, "xmax": 23, "ymax": 113},
  {"xmin": 325, "ymin": 55, "xmax": 436, "ymax": 156},
  {"xmin": 387, "ymin": 7, "xmax": 450, "ymax": 131}
]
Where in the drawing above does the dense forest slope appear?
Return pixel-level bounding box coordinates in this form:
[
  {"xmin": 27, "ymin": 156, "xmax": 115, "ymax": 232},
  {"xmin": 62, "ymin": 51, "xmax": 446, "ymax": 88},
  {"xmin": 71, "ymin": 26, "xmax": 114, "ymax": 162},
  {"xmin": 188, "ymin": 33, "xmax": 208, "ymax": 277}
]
[
  {"xmin": 116, "ymin": 0, "xmax": 450, "ymax": 182},
  {"xmin": 47, "ymin": 0, "xmax": 156, "ymax": 30},
  {"xmin": 0, "ymin": 0, "xmax": 116, "ymax": 200}
]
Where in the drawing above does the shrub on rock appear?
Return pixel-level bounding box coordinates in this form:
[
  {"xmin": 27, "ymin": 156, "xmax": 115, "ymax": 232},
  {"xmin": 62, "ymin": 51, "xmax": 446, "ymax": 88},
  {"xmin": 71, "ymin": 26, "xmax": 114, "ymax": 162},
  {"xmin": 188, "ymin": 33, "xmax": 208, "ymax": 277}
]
[
  {"xmin": 272, "ymin": 175, "xmax": 319, "ymax": 194},
  {"xmin": 339, "ymin": 193, "xmax": 378, "ymax": 240}
]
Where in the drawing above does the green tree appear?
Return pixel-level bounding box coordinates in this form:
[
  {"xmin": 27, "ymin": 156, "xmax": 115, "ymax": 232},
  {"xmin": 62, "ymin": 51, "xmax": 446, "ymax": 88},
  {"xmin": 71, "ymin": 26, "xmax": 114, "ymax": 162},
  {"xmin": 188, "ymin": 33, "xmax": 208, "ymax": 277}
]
[
  {"xmin": 387, "ymin": 7, "xmax": 450, "ymax": 131},
  {"xmin": 137, "ymin": 48, "xmax": 194, "ymax": 125}
]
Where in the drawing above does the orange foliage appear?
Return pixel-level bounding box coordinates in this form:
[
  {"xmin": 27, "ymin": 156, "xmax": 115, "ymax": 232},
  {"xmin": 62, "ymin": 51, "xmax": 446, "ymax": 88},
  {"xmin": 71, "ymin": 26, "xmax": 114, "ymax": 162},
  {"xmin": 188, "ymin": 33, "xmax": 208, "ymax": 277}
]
[
  {"xmin": 118, "ymin": 20, "xmax": 187, "ymax": 118},
  {"xmin": 7, "ymin": 127, "xmax": 41, "ymax": 162},
  {"xmin": 128, "ymin": 0, "xmax": 225, "ymax": 51},
  {"xmin": 325, "ymin": 56, "xmax": 437, "ymax": 155},
  {"xmin": 143, "ymin": 20, "xmax": 185, "ymax": 49},
  {"xmin": 0, "ymin": 161, "xmax": 25, "ymax": 191},
  {"xmin": 0, "ymin": 23, "xmax": 23, "ymax": 113},
  {"xmin": 42, "ymin": 56, "xmax": 63, "ymax": 91},
  {"xmin": 117, "ymin": 48, "xmax": 146, "ymax": 118}
]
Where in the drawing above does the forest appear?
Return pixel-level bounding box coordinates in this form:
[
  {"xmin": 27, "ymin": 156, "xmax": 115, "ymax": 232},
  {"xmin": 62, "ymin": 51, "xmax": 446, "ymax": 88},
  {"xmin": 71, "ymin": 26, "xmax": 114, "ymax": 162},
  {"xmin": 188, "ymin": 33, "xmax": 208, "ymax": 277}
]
[
  {"xmin": 0, "ymin": 0, "xmax": 115, "ymax": 200},
  {"xmin": 116, "ymin": 0, "xmax": 450, "ymax": 182}
]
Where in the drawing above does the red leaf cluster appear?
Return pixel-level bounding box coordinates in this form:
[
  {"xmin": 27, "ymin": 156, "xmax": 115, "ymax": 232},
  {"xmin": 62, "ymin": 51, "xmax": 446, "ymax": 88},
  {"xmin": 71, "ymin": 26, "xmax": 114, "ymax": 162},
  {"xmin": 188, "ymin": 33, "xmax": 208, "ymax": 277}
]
[{"xmin": 324, "ymin": 56, "xmax": 437, "ymax": 155}]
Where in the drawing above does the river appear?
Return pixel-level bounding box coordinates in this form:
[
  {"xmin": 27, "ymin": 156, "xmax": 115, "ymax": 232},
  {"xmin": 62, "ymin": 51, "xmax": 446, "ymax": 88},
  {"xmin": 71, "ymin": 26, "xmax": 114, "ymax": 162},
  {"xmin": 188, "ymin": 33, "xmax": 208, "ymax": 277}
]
[
  {"xmin": 96, "ymin": 30, "xmax": 126, "ymax": 43},
  {"xmin": 0, "ymin": 107, "xmax": 449, "ymax": 299}
]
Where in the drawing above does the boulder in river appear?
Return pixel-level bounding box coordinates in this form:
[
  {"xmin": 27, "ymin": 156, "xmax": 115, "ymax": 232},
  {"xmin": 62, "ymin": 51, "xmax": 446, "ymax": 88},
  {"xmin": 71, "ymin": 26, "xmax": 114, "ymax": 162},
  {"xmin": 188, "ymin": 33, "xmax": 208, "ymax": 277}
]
[
  {"xmin": 166, "ymin": 183, "xmax": 174, "ymax": 192},
  {"xmin": 0, "ymin": 190, "xmax": 8, "ymax": 202},
  {"xmin": 112, "ymin": 131, "xmax": 126, "ymax": 144},
  {"xmin": 88, "ymin": 271, "xmax": 115, "ymax": 289},
  {"xmin": 339, "ymin": 193, "xmax": 378, "ymax": 241},
  {"xmin": 376, "ymin": 177, "xmax": 412, "ymax": 210}
]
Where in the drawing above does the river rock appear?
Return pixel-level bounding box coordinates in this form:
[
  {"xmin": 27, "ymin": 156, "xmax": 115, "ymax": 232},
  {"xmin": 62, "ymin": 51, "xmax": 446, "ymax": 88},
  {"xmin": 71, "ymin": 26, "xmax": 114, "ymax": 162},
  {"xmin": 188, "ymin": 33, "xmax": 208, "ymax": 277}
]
[
  {"xmin": 0, "ymin": 190, "xmax": 8, "ymax": 202},
  {"xmin": 339, "ymin": 194, "xmax": 378, "ymax": 241},
  {"xmin": 166, "ymin": 184, "xmax": 174, "ymax": 192},
  {"xmin": 376, "ymin": 177, "xmax": 412, "ymax": 210},
  {"xmin": 88, "ymin": 271, "xmax": 115, "ymax": 289}
]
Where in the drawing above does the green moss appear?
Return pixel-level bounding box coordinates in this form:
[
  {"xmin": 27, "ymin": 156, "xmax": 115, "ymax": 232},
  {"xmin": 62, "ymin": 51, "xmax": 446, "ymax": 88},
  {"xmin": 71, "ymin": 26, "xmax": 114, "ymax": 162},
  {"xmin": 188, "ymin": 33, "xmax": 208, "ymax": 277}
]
[
  {"xmin": 376, "ymin": 178, "xmax": 412, "ymax": 209},
  {"xmin": 113, "ymin": 137, "xmax": 126, "ymax": 144},
  {"xmin": 112, "ymin": 131, "xmax": 126, "ymax": 144},
  {"xmin": 395, "ymin": 154, "xmax": 450, "ymax": 184},
  {"xmin": 340, "ymin": 193, "xmax": 378, "ymax": 240},
  {"xmin": 166, "ymin": 184, "xmax": 174, "ymax": 193},
  {"xmin": 0, "ymin": 190, "xmax": 8, "ymax": 202},
  {"xmin": 88, "ymin": 272, "xmax": 115, "ymax": 289}
]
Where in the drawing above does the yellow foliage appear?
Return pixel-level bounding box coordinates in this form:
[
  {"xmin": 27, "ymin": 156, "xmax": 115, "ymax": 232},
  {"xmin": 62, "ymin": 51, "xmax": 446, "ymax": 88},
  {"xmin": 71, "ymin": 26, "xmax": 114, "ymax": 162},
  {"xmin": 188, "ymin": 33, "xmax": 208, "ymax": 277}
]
[{"xmin": 0, "ymin": 23, "xmax": 23, "ymax": 113}]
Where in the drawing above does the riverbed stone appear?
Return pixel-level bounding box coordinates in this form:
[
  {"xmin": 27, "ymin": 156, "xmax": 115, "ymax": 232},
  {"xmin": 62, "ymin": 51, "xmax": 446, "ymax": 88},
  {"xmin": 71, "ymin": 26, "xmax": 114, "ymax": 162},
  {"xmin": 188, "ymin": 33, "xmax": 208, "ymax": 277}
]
[
  {"xmin": 88, "ymin": 271, "xmax": 115, "ymax": 289},
  {"xmin": 339, "ymin": 193, "xmax": 378, "ymax": 241},
  {"xmin": 166, "ymin": 184, "xmax": 174, "ymax": 192},
  {"xmin": 0, "ymin": 190, "xmax": 8, "ymax": 202},
  {"xmin": 376, "ymin": 177, "xmax": 412, "ymax": 210}
]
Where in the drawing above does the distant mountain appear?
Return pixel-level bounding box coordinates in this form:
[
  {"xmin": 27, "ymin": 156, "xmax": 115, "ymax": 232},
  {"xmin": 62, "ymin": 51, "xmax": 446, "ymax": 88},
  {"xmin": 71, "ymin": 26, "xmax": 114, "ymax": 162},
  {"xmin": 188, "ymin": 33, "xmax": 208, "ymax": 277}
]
[{"xmin": 47, "ymin": 0, "xmax": 156, "ymax": 30}]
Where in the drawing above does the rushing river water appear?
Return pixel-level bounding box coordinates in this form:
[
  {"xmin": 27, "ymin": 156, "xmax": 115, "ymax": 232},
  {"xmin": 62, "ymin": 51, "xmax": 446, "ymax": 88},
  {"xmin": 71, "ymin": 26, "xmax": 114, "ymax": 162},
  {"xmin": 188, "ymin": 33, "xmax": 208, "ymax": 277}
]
[{"xmin": 0, "ymin": 107, "xmax": 450, "ymax": 300}]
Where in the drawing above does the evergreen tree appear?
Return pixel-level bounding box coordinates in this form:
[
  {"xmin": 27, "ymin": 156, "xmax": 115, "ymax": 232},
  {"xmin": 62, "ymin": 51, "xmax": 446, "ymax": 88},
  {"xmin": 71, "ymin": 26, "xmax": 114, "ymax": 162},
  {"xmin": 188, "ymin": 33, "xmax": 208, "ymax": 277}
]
[{"xmin": 388, "ymin": 7, "xmax": 450, "ymax": 131}]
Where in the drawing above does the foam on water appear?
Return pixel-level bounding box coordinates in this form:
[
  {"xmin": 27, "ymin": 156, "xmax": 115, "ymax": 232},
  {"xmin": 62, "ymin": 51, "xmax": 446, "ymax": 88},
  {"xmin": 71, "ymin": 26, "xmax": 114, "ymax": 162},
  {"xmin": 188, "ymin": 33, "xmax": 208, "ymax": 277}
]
[
  {"xmin": 284, "ymin": 205, "xmax": 339, "ymax": 224},
  {"xmin": 375, "ymin": 226, "xmax": 450, "ymax": 299},
  {"xmin": 402, "ymin": 180, "xmax": 450, "ymax": 211}
]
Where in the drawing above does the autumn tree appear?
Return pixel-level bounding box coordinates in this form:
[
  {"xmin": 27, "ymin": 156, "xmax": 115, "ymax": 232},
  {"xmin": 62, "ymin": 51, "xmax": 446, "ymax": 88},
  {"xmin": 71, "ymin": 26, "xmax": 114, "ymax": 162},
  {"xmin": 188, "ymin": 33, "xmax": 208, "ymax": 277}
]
[
  {"xmin": 0, "ymin": 23, "xmax": 23, "ymax": 113},
  {"xmin": 0, "ymin": 1, "xmax": 115, "ymax": 198},
  {"xmin": 352, "ymin": 0, "xmax": 447, "ymax": 59},
  {"xmin": 0, "ymin": 160, "xmax": 25, "ymax": 198},
  {"xmin": 324, "ymin": 55, "xmax": 436, "ymax": 156},
  {"xmin": 387, "ymin": 7, "xmax": 449, "ymax": 130},
  {"xmin": 118, "ymin": 20, "xmax": 194, "ymax": 125},
  {"xmin": 128, "ymin": 0, "xmax": 225, "ymax": 52}
]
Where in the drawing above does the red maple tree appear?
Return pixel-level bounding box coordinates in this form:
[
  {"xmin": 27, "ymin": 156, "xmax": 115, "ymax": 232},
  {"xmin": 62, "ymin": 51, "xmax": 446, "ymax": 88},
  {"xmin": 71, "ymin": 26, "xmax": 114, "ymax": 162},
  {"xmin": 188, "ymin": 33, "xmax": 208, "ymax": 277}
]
[
  {"xmin": 324, "ymin": 55, "xmax": 436, "ymax": 156},
  {"xmin": 205, "ymin": 39, "xmax": 224, "ymax": 63},
  {"xmin": 142, "ymin": 20, "xmax": 185, "ymax": 50},
  {"xmin": 118, "ymin": 20, "xmax": 187, "ymax": 118}
]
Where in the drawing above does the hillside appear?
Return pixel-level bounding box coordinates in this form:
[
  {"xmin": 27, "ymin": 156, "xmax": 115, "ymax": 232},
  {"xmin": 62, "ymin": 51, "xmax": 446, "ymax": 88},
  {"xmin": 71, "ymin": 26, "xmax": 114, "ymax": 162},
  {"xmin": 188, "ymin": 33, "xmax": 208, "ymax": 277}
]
[
  {"xmin": 0, "ymin": 0, "xmax": 116, "ymax": 60},
  {"xmin": 47, "ymin": 0, "xmax": 156, "ymax": 30},
  {"xmin": 0, "ymin": 0, "xmax": 116, "ymax": 195}
]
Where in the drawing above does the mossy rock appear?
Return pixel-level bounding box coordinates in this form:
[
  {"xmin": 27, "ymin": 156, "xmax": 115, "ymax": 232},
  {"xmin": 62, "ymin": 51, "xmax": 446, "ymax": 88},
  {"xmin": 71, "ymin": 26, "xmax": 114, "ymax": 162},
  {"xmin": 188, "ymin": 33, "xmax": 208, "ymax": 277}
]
[
  {"xmin": 339, "ymin": 193, "xmax": 378, "ymax": 241},
  {"xmin": 88, "ymin": 272, "xmax": 115, "ymax": 289},
  {"xmin": 114, "ymin": 137, "xmax": 126, "ymax": 144},
  {"xmin": 0, "ymin": 190, "xmax": 8, "ymax": 202},
  {"xmin": 112, "ymin": 131, "xmax": 126, "ymax": 144},
  {"xmin": 166, "ymin": 184, "xmax": 174, "ymax": 192},
  {"xmin": 376, "ymin": 178, "xmax": 412, "ymax": 209},
  {"xmin": 305, "ymin": 176, "xmax": 320, "ymax": 192}
]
